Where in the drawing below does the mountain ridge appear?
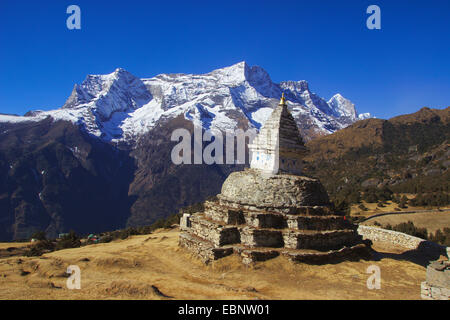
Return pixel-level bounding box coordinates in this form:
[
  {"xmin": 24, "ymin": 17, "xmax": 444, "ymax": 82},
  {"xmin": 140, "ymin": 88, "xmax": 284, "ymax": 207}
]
[{"xmin": 0, "ymin": 61, "xmax": 370, "ymax": 143}]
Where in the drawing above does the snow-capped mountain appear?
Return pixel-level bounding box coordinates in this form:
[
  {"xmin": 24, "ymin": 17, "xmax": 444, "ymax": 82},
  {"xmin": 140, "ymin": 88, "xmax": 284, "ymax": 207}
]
[
  {"xmin": 0, "ymin": 61, "xmax": 371, "ymax": 142},
  {"xmin": 328, "ymin": 94, "xmax": 371, "ymax": 122}
]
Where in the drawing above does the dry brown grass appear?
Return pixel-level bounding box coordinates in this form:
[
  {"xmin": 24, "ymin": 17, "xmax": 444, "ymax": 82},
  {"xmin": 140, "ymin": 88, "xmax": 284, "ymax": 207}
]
[
  {"xmin": 349, "ymin": 195, "xmax": 449, "ymax": 217},
  {"xmin": 0, "ymin": 228, "xmax": 428, "ymax": 300},
  {"xmin": 362, "ymin": 211, "xmax": 450, "ymax": 233}
]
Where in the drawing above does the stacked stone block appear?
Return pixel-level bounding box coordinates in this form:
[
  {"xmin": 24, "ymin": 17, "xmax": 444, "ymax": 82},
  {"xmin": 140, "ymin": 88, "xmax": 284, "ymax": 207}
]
[
  {"xmin": 179, "ymin": 169, "xmax": 370, "ymax": 264},
  {"xmin": 421, "ymin": 260, "xmax": 450, "ymax": 300}
]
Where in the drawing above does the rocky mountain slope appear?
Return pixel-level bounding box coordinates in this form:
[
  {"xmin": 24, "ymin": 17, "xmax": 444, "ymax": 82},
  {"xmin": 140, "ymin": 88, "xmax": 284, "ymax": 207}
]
[
  {"xmin": 0, "ymin": 116, "xmax": 241, "ymax": 240},
  {"xmin": 0, "ymin": 119, "xmax": 137, "ymax": 241}
]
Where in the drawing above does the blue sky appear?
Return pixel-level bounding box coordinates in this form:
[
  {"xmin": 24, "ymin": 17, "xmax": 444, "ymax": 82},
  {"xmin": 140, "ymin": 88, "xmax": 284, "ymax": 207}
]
[{"xmin": 0, "ymin": 0, "xmax": 449, "ymax": 119}]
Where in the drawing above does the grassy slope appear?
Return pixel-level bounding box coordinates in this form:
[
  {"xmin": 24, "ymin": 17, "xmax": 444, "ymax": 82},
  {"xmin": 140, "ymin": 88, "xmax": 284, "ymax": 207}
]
[
  {"xmin": 361, "ymin": 211, "xmax": 450, "ymax": 233},
  {"xmin": 0, "ymin": 228, "xmax": 430, "ymax": 300},
  {"xmin": 304, "ymin": 107, "xmax": 450, "ymax": 210}
]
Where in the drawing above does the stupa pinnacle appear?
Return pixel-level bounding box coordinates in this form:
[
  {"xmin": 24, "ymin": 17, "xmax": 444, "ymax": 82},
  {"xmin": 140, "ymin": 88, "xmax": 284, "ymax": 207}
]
[{"xmin": 249, "ymin": 93, "xmax": 307, "ymax": 175}]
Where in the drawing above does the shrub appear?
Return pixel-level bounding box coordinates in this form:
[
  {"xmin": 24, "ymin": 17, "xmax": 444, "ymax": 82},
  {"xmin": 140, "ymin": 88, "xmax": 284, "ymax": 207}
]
[
  {"xmin": 119, "ymin": 227, "xmax": 140, "ymax": 240},
  {"xmin": 377, "ymin": 187, "xmax": 393, "ymax": 202},
  {"xmin": 56, "ymin": 231, "xmax": 81, "ymax": 250},
  {"xmin": 399, "ymin": 195, "xmax": 409, "ymax": 208},
  {"xmin": 31, "ymin": 231, "xmax": 47, "ymax": 241},
  {"xmin": 391, "ymin": 195, "xmax": 400, "ymax": 204},
  {"xmin": 99, "ymin": 235, "xmax": 113, "ymax": 243},
  {"xmin": 391, "ymin": 221, "xmax": 428, "ymax": 239},
  {"xmin": 362, "ymin": 187, "xmax": 393, "ymax": 203},
  {"xmin": 334, "ymin": 199, "xmax": 349, "ymax": 212},
  {"xmin": 358, "ymin": 204, "xmax": 368, "ymax": 211},
  {"xmin": 363, "ymin": 191, "xmax": 378, "ymax": 203},
  {"xmin": 429, "ymin": 228, "xmax": 450, "ymax": 246},
  {"xmin": 24, "ymin": 239, "xmax": 55, "ymax": 257},
  {"xmin": 409, "ymin": 192, "xmax": 449, "ymax": 207}
]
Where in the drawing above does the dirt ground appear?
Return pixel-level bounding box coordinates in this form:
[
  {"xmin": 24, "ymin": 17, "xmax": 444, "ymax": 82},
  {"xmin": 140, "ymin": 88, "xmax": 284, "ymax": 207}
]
[
  {"xmin": 0, "ymin": 228, "xmax": 434, "ymax": 300},
  {"xmin": 361, "ymin": 211, "xmax": 450, "ymax": 233}
]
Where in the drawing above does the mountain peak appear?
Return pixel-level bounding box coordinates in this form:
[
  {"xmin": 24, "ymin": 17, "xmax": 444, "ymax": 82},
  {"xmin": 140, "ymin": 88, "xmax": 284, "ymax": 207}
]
[
  {"xmin": 114, "ymin": 67, "xmax": 126, "ymax": 73},
  {"xmin": 328, "ymin": 94, "xmax": 372, "ymax": 121},
  {"xmin": 209, "ymin": 61, "xmax": 273, "ymax": 90},
  {"xmin": 61, "ymin": 67, "xmax": 150, "ymax": 124},
  {"xmin": 331, "ymin": 93, "xmax": 344, "ymax": 100},
  {"xmin": 209, "ymin": 61, "xmax": 250, "ymax": 84},
  {"xmin": 328, "ymin": 94, "xmax": 357, "ymax": 119}
]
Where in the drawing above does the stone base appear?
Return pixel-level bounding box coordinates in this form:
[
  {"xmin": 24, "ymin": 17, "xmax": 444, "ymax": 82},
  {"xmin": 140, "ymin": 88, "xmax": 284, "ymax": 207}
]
[
  {"xmin": 240, "ymin": 227, "xmax": 284, "ymax": 248},
  {"xmin": 190, "ymin": 215, "xmax": 240, "ymax": 246},
  {"xmin": 178, "ymin": 232, "xmax": 233, "ymax": 264},
  {"xmin": 204, "ymin": 200, "xmax": 349, "ymax": 229},
  {"xmin": 421, "ymin": 281, "xmax": 450, "ymax": 300},
  {"xmin": 426, "ymin": 261, "xmax": 450, "ymax": 288},
  {"xmin": 421, "ymin": 260, "xmax": 450, "ymax": 300},
  {"xmin": 240, "ymin": 249, "xmax": 280, "ymax": 265},
  {"xmin": 190, "ymin": 213, "xmax": 363, "ymax": 251},
  {"xmin": 179, "ymin": 169, "xmax": 371, "ymax": 266},
  {"xmin": 179, "ymin": 231, "xmax": 371, "ymax": 265},
  {"xmin": 283, "ymin": 229, "xmax": 360, "ymax": 251}
]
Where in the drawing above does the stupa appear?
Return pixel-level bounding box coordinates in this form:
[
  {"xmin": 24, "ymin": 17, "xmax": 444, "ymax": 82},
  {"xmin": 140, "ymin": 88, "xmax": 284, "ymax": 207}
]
[{"xmin": 179, "ymin": 94, "xmax": 371, "ymax": 264}]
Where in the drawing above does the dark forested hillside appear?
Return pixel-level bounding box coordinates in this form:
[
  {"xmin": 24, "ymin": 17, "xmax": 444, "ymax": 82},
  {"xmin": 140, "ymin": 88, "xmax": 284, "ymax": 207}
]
[
  {"xmin": 304, "ymin": 107, "xmax": 450, "ymax": 210},
  {"xmin": 0, "ymin": 117, "xmax": 241, "ymax": 241},
  {"xmin": 0, "ymin": 119, "xmax": 136, "ymax": 241}
]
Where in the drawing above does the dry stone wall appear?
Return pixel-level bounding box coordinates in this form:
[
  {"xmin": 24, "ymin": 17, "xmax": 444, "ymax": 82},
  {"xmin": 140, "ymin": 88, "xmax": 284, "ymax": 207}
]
[
  {"xmin": 358, "ymin": 226, "xmax": 449, "ymax": 300},
  {"xmin": 357, "ymin": 225, "xmax": 426, "ymax": 250}
]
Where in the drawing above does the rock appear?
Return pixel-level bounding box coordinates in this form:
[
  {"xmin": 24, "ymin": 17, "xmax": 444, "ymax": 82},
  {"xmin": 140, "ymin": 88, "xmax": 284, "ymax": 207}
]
[
  {"xmin": 421, "ymin": 260, "xmax": 450, "ymax": 300},
  {"xmin": 220, "ymin": 169, "xmax": 330, "ymax": 209},
  {"xmin": 180, "ymin": 213, "xmax": 191, "ymax": 231}
]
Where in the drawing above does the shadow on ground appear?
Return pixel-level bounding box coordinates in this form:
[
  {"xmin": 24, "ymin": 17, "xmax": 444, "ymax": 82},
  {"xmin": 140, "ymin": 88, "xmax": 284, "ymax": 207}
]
[{"xmin": 371, "ymin": 241, "xmax": 447, "ymax": 267}]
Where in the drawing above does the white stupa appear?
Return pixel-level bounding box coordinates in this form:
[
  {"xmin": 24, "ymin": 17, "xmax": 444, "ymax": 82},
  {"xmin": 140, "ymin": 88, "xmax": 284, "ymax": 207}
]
[{"xmin": 248, "ymin": 93, "xmax": 307, "ymax": 175}]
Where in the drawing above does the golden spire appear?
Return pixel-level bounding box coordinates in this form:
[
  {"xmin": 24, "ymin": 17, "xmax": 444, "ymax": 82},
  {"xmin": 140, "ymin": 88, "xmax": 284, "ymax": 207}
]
[{"xmin": 279, "ymin": 92, "xmax": 287, "ymax": 106}]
